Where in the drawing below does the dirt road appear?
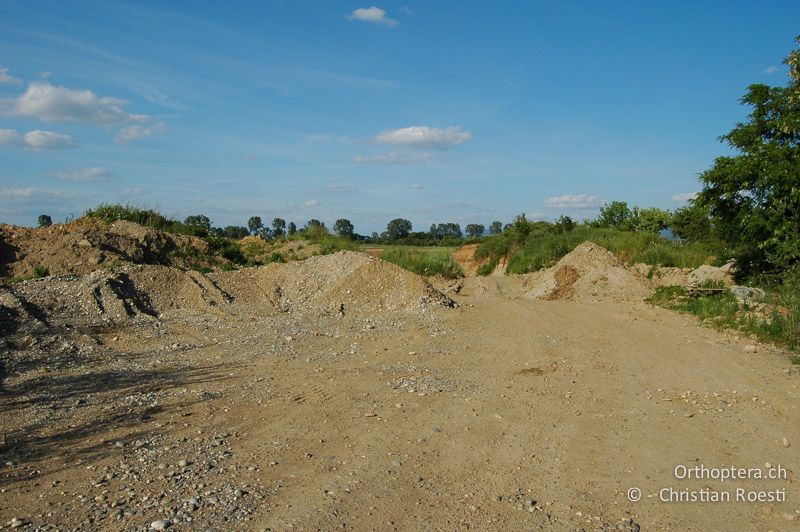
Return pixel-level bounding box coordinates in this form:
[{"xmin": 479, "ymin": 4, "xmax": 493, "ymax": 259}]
[{"xmin": 2, "ymin": 275, "xmax": 798, "ymax": 530}]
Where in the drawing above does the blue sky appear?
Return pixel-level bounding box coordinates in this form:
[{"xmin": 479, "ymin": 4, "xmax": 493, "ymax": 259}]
[{"xmin": 1, "ymin": 1, "xmax": 798, "ymax": 233}]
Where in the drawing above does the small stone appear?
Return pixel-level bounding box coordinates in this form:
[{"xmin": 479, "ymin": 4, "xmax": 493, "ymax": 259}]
[
  {"xmin": 178, "ymin": 459, "xmax": 189, "ymax": 467},
  {"xmin": 150, "ymin": 519, "xmax": 171, "ymax": 530},
  {"xmin": 115, "ymin": 441, "xmax": 125, "ymax": 448},
  {"xmin": 684, "ymin": 413, "xmax": 694, "ymax": 418},
  {"xmin": 743, "ymin": 344, "xmax": 758, "ymax": 353},
  {"xmin": 783, "ymin": 512, "xmax": 796, "ymax": 521},
  {"xmin": 10, "ymin": 518, "xmax": 26, "ymax": 528},
  {"xmin": 782, "ymin": 437, "xmax": 791, "ymax": 448},
  {"xmin": 364, "ymin": 412, "xmax": 377, "ymax": 417}
]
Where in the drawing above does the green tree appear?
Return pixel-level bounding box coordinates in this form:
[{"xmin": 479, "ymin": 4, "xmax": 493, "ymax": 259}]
[
  {"xmin": 489, "ymin": 221, "xmax": 503, "ymax": 235},
  {"xmin": 465, "ymin": 224, "xmax": 485, "ymax": 238},
  {"xmin": 596, "ymin": 201, "xmax": 632, "ymax": 229},
  {"xmin": 272, "ymin": 218, "xmax": 286, "ymax": 238},
  {"xmin": 386, "ymin": 218, "xmax": 412, "ymax": 241},
  {"xmin": 184, "ymin": 214, "xmax": 211, "ymax": 231},
  {"xmin": 184, "ymin": 214, "xmax": 211, "ymax": 237},
  {"xmin": 223, "ymin": 226, "xmax": 249, "ymax": 239},
  {"xmin": 333, "ymin": 218, "xmax": 355, "ymax": 238},
  {"xmin": 37, "ymin": 214, "xmax": 52, "ymax": 227},
  {"xmin": 635, "ymin": 207, "xmax": 672, "ymax": 233},
  {"xmin": 697, "ymin": 36, "xmax": 800, "ymax": 273},
  {"xmin": 554, "ymin": 215, "xmax": 574, "ymax": 233},
  {"xmin": 247, "ymin": 216, "xmax": 263, "ymax": 235},
  {"xmin": 670, "ymin": 201, "xmax": 712, "ymax": 241},
  {"xmin": 287, "ymin": 221, "xmax": 297, "ymax": 235}
]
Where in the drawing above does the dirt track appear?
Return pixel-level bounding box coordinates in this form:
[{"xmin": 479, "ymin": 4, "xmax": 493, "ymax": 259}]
[{"xmin": 1, "ymin": 271, "xmax": 799, "ymax": 530}]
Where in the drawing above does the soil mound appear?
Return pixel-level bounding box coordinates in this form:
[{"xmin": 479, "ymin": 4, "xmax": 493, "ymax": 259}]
[
  {"xmin": 630, "ymin": 263, "xmax": 734, "ymax": 288},
  {"xmin": 1, "ymin": 251, "xmax": 454, "ymax": 332},
  {"xmin": 521, "ymin": 241, "xmax": 652, "ymax": 302},
  {"xmin": 0, "ymin": 219, "xmax": 220, "ymax": 279},
  {"xmin": 212, "ymin": 251, "xmax": 454, "ymax": 316}
]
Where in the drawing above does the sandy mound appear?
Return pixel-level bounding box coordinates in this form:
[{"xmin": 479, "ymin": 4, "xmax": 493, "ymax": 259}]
[
  {"xmin": 212, "ymin": 251, "xmax": 454, "ymax": 315},
  {"xmin": 451, "ymin": 244, "xmax": 491, "ymax": 277},
  {"xmin": 521, "ymin": 241, "xmax": 652, "ymax": 302},
  {"xmin": 687, "ymin": 264, "xmax": 734, "ymax": 287},
  {"xmin": 0, "ymin": 219, "xmax": 221, "ymax": 279},
  {"xmin": 630, "ymin": 262, "xmax": 734, "ymax": 288},
  {"xmin": 0, "ymin": 251, "xmax": 454, "ymax": 332}
]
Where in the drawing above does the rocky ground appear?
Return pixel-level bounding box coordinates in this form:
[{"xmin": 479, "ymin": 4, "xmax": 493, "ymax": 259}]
[{"xmin": 1, "ymin": 250, "xmax": 798, "ymax": 531}]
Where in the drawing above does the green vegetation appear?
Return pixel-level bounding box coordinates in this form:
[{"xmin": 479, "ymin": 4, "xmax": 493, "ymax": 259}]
[
  {"xmin": 647, "ymin": 269, "xmax": 800, "ymax": 356},
  {"xmin": 37, "ymin": 214, "xmax": 52, "ymax": 227},
  {"xmin": 0, "ymin": 265, "xmax": 50, "ymax": 286},
  {"xmin": 696, "ymin": 37, "xmax": 800, "ymax": 278},
  {"xmin": 379, "ymin": 247, "xmax": 464, "ymax": 278},
  {"xmin": 476, "ymin": 221, "xmax": 726, "ymax": 275}
]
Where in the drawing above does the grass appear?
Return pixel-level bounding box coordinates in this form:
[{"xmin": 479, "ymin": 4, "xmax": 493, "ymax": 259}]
[
  {"xmin": 647, "ymin": 274, "xmax": 800, "ymax": 359},
  {"xmin": 477, "ymin": 225, "xmax": 728, "ymax": 275},
  {"xmin": 379, "ymin": 247, "xmax": 464, "ymax": 278}
]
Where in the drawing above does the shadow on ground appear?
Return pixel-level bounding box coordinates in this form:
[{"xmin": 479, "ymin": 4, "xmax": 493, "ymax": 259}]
[{"xmin": 0, "ymin": 362, "xmax": 230, "ymax": 486}]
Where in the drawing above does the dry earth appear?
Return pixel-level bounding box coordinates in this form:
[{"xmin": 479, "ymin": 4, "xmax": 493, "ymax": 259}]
[{"xmin": 1, "ymin": 250, "xmax": 798, "ymax": 531}]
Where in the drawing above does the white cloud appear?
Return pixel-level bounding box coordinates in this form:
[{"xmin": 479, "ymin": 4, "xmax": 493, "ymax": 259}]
[
  {"xmin": 24, "ymin": 130, "xmax": 79, "ymax": 151},
  {"xmin": 408, "ymin": 184, "xmax": 424, "ymax": 189},
  {"xmin": 53, "ymin": 166, "xmax": 114, "ymax": 181},
  {"xmin": 115, "ymin": 122, "xmax": 165, "ymax": 144},
  {"xmin": 399, "ymin": 6, "xmax": 415, "ymax": 16},
  {"xmin": 0, "ymin": 67, "xmax": 22, "ymax": 85},
  {"xmin": 353, "ymin": 151, "xmax": 435, "ymax": 164},
  {"xmin": 671, "ymin": 192, "xmax": 697, "ymax": 202},
  {"xmin": 347, "ymin": 6, "xmax": 398, "ymax": 26},
  {"xmin": 0, "ymin": 186, "xmax": 65, "ymax": 199},
  {"xmin": 12, "ymin": 82, "xmax": 148, "ymax": 125},
  {"xmin": 374, "ymin": 126, "xmax": 472, "ymax": 150},
  {"xmin": 764, "ymin": 66, "xmax": 779, "ymax": 74},
  {"xmin": 0, "ymin": 128, "xmax": 78, "ymax": 151},
  {"xmin": 304, "ymin": 199, "xmax": 319, "ymax": 207},
  {"xmin": 544, "ymin": 194, "xmax": 604, "ymax": 209}
]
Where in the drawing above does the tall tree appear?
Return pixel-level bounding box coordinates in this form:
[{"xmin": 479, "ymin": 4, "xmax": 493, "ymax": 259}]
[
  {"xmin": 386, "ymin": 218, "xmax": 412, "ymax": 241},
  {"xmin": 465, "ymin": 224, "xmax": 485, "ymax": 238},
  {"xmin": 272, "ymin": 218, "xmax": 286, "ymax": 238},
  {"xmin": 247, "ymin": 216, "xmax": 263, "ymax": 235},
  {"xmin": 37, "ymin": 214, "xmax": 52, "ymax": 227},
  {"xmin": 489, "ymin": 221, "xmax": 503, "ymax": 235},
  {"xmin": 333, "ymin": 218, "xmax": 355, "ymax": 238},
  {"xmin": 698, "ymin": 36, "xmax": 800, "ymax": 273},
  {"xmin": 287, "ymin": 221, "xmax": 297, "ymax": 235}
]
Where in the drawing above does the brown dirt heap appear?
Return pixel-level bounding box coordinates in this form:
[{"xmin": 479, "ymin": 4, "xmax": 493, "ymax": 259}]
[
  {"xmin": 521, "ymin": 241, "xmax": 652, "ymax": 302},
  {"xmin": 1, "ymin": 251, "xmax": 454, "ymax": 331},
  {"xmin": 0, "ymin": 219, "xmax": 221, "ymax": 279}
]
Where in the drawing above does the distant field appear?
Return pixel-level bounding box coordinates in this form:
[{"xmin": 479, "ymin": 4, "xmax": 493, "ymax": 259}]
[
  {"xmin": 360, "ymin": 245, "xmax": 463, "ymax": 278},
  {"xmin": 360, "ymin": 244, "xmax": 459, "ymax": 257}
]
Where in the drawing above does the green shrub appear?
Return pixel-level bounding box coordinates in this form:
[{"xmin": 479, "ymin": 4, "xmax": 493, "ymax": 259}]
[{"xmin": 33, "ymin": 266, "xmax": 49, "ymax": 278}]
